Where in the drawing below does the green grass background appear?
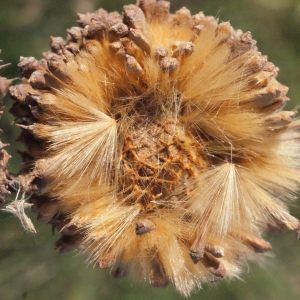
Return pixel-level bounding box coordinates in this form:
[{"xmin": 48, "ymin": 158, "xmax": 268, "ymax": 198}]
[{"xmin": 0, "ymin": 0, "xmax": 300, "ymax": 299}]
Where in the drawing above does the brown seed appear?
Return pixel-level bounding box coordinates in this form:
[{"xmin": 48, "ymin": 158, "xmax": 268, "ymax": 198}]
[
  {"xmin": 9, "ymin": 84, "xmax": 38, "ymax": 103},
  {"xmin": 228, "ymin": 31, "xmax": 257, "ymax": 61},
  {"xmin": 129, "ymin": 28, "xmax": 151, "ymax": 55},
  {"xmin": 84, "ymin": 20, "xmax": 106, "ymax": 40},
  {"xmin": 36, "ymin": 200, "xmax": 60, "ymax": 223},
  {"xmin": 18, "ymin": 56, "xmax": 43, "ymax": 79},
  {"xmin": 59, "ymin": 224, "xmax": 79, "ymax": 236},
  {"xmin": 203, "ymin": 252, "xmax": 226, "ymax": 278},
  {"xmin": 153, "ymin": 47, "xmax": 168, "ymax": 60},
  {"xmin": 92, "ymin": 8, "xmax": 108, "ymax": 23},
  {"xmin": 190, "ymin": 231, "xmax": 206, "ymax": 263},
  {"xmin": 215, "ymin": 22, "xmax": 233, "ymax": 43},
  {"xmin": 136, "ymin": 219, "xmax": 155, "ymax": 235},
  {"xmin": 241, "ymin": 235, "xmax": 272, "ymax": 253},
  {"xmin": 123, "ymin": 5, "xmax": 147, "ymax": 31},
  {"xmin": 160, "ymin": 57, "xmax": 179, "ymax": 72},
  {"xmin": 108, "ymin": 23, "xmax": 129, "ymax": 42},
  {"xmin": 107, "ymin": 11, "xmax": 123, "ymax": 27},
  {"xmin": 153, "ymin": 1, "xmax": 170, "ymax": 23},
  {"xmin": 50, "ymin": 36, "xmax": 65, "ymax": 54},
  {"xmin": 120, "ymin": 38, "xmax": 140, "ymax": 56},
  {"xmin": 190, "ymin": 24, "xmax": 204, "ymax": 41},
  {"xmin": 125, "ymin": 55, "xmax": 143, "ymax": 75},
  {"xmin": 109, "ymin": 41, "xmax": 123, "ymax": 53},
  {"xmin": 204, "ymin": 242, "xmax": 225, "ymax": 258},
  {"xmin": 77, "ymin": 12, "xmax": 94, "ymax": 28},
  {"xmin": 65, "ymin": 42, "xmax": 80, "ymax": 54},
  {"xmin": 264, "ymin": 111, "xmax": 297, "ymax": 128},
  {"xmin": 9, "ymin": 102, "xmax": 31, "ymax": 119},
  {"xmin": 172, "ymin": 42, "xmax": 194, "ymax": 58},
  {"xmin": 28, "ymin": 70, "xmax": 50, "ymax": 90},
  {"xmin": 138, "ymin": 0, "xmax": 156, "ymax": 21},
  {"xmin": 192, "ymin": 12, "xmax": 218, "ymax": 27},
  {"xmin": 67, "ymin": 27, "xmax": 84, "ymax": 44},
  {"xmin": 47, "ymin": 55, "xmax": 71, "ymax": 81},
  {"xmin": 173, "ymin": 7, "xmax": 191, "ymax": 25},
  {"xmin": 116, "ymin": 46, "xmax": 127, "ymax": 63}
]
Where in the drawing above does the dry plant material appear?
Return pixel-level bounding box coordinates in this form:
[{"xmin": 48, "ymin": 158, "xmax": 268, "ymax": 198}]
[
  {"xmin": 8, "ymin": 0, "xmax": 300, "ymax": 296},
  {"xmin": 0, "ymin": 53, "xmax": 36, "ymax": 231},
  {"xmin": 0, "ymin": 53, "xmax": 12, "ymax": 206}
]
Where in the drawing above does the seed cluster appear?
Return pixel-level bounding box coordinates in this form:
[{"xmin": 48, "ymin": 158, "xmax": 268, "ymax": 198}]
[{"xmin": 8, "ymin": 0, "xmax": 300, "ymax": 296}]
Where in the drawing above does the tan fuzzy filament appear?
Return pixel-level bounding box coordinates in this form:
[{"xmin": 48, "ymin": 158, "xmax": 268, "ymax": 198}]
[{"xmin": 9, "ymin": 1, "xmax": 300, "ymax": 297}]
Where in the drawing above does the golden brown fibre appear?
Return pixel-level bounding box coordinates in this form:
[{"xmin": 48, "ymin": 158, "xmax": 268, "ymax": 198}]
[{"xmin": 7, "ymin": 0, "xmax": 300, "ymax": 296}]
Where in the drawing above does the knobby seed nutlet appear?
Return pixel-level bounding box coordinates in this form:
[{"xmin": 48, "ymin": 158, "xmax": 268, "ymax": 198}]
[{"xmin": 6, "ymin": 0, "xmax": 300, "ymax": 296}]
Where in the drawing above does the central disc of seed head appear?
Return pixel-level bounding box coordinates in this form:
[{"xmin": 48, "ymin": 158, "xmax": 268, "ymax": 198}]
[{"xmin": 120, "ymin": 118, "xmax": 207, "ymax": 210}]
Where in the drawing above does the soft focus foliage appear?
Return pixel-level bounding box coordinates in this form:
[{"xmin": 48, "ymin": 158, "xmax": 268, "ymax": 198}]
[{"xmin": 0, "ymin": 1, "xmax": 300, "ymax": 299}]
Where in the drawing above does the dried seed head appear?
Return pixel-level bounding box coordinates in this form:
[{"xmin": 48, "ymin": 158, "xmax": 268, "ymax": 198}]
[{"xmin": 9, "ymin": 1, "xmax": 300, "ymax": 297}]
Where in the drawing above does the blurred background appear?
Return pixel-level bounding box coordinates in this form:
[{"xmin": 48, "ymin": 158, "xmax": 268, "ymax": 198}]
[{"xmin": 0, "ymin": 0, "xmax": 300, "ymax": 299}]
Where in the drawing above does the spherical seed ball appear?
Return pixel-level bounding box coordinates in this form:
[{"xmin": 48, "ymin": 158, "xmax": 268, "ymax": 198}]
[{"xmin": 9, "ymin": 0, "xmax": 300, "ymax": 296}]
